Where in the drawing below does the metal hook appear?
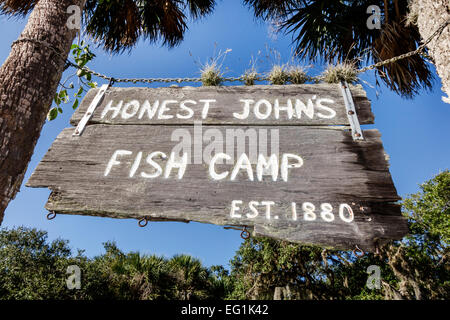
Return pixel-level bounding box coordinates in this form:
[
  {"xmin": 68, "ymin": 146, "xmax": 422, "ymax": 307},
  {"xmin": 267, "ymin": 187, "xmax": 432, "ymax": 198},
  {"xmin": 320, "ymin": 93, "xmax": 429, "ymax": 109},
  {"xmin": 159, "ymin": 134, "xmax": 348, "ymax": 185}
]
[
  {"xmin": 46, "ymin": 211, "xmax": 56, "ymax": 220},
  {"xmin": 138, "ymin": 217, "xmax": 148, "ymax": 227},
  {"xmin": 240, "ymin": 226, "xmax": 250, "ymax": 240},
  {"xmin": 353, "ymin": 245, "xmax": 365, "ymax": 258}
]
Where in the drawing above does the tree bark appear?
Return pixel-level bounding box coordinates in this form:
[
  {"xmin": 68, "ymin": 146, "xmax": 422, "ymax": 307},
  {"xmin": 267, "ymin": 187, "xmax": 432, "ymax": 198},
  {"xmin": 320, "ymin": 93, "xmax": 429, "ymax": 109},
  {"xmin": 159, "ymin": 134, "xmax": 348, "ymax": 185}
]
[
  {"xmin": 0, "ymin": 0, "xmax": 85, "ymax": 223},
  {"xmin": 410, "ymin": 0, "xmax": 450, "ymax": 103}
]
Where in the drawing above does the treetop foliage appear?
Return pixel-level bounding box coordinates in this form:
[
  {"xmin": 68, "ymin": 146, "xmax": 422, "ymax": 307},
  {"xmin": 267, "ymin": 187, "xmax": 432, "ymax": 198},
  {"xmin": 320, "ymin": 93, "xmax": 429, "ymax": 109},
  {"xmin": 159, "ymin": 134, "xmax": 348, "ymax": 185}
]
[
  {"xmin": 0, "ymin": 0, "xmax": 435, "ymax": 98},
  {"xmin": 0, "ymin": 0, "xmax": 216, "ymax": 53},
  {"xmin": 0, "ymin": 170, "xmax": 448, "ymax": 300}
]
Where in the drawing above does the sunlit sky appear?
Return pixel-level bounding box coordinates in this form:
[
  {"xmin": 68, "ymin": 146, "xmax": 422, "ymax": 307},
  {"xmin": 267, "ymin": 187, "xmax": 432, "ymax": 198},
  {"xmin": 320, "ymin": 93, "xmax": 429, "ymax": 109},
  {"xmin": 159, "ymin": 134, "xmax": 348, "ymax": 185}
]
[{"xmin": 1, "ymin": 0, "xmax": 449, "ymax": 268}]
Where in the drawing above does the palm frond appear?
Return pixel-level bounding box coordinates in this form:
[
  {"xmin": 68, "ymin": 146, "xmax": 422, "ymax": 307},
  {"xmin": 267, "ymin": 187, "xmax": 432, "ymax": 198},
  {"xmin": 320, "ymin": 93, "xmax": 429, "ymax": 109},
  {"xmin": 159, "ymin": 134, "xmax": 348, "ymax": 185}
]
[
  {"xmin": 139, "ymin": 0, "xmax": 187, "ymax": 48},
  {"xmin": 373, "ymin": 20, "xmax": 434, "ymax": 98},
  {"xmin": 84, "ymin": 0, "xmax": 141, "ymax": 52},
  {"xmin": 185, "ymin": 0, "xmax": 215, "ymax": 19},
  {"xmin": 0, "ymin": 0, "xmax": 38, "ymax": 16},
  {"xmin": 259, "ymin": 0, "xmax": 433, "ymax": 98},
  {"xmin": 243, "ymin": 0, "xmax": 296, "ymax": 20},
  {"xmin": 83, "ymin": 0, "xmax": 215, "ymax": 53},
  {"xmin": 283, "ymin": 0, "xmax": 375, "ymax": 63}
]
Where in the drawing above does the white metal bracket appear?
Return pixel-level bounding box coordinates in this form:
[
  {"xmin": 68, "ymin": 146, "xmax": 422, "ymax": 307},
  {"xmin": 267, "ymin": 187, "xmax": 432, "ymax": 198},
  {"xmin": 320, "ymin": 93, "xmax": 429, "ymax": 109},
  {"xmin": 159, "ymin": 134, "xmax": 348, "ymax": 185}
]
[
  {"xmin": 73, "ymin": 83, "xmax": 110, "ymax": 136},
  {"xmin": 340, "ymin": 81, "xmax": 364, "ymax": 140}
]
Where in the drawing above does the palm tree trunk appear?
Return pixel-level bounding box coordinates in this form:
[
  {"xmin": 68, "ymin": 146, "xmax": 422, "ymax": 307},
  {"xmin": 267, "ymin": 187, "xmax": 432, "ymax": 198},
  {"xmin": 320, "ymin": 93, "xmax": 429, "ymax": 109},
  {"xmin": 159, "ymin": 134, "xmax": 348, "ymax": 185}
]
[
  {"xmin": 0, "ymin": 0, "xmax": 85, "ymax": 223},
  {"xmin": 411, "ymin": 0, "xmax": 450, "ymax": 103}
]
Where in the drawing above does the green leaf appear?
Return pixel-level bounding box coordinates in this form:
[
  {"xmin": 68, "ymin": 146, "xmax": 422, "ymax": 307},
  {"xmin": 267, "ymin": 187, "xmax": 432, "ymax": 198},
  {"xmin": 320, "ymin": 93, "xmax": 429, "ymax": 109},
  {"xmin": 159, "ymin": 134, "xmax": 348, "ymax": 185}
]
[
  {"xmin": 76, "ymin": 69, "xmax": 86, "ymax": 77},
  {"xmin": 75, "ymin": 87, "xmax": 84, "ymax": 97},
  {"xmin": 72, "ymin": 99, "xmax": 79, "ymax": 110},
  {"xmin": 59, "ymin": 90, "xmax": 67, "ymax": 98},
  {"xmin": 54, "ymin": 93, "xmax": 61, "ymax": 105},
  {"xmin": 76, "ymin": 58, "xmax": 88, "ymax": 68},
  {"xmin": 47, "ymin": 107, "xmax": 58, "ymax": 121}
]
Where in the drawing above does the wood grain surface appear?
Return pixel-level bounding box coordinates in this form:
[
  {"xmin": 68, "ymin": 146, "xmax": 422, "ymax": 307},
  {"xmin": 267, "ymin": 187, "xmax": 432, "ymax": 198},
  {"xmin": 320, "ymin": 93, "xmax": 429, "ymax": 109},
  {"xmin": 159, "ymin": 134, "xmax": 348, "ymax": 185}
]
[
  {"xmin": 70, "ymin": 84, "xmax": 374, "ymax": 126},
  {"xmin": 27, "ymin": 124, "xmax": 407, "ymax": 251}
]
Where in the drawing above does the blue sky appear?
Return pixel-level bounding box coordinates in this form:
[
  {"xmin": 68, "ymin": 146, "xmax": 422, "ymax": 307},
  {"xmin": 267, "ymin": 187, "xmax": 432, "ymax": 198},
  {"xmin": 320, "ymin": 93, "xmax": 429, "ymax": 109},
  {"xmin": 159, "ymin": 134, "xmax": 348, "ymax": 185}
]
[{"xmin": 1, "ymin": 0, "xmax": 449, "ymax": 268}]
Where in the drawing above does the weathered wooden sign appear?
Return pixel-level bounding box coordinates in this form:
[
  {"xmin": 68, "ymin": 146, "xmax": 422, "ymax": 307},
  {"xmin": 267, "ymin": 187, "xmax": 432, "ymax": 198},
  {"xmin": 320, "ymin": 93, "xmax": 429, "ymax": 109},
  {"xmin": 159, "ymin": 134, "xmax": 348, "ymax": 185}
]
[{"xmin": 27, "ymin": 84, "xmax": 408, "ymax": 251}]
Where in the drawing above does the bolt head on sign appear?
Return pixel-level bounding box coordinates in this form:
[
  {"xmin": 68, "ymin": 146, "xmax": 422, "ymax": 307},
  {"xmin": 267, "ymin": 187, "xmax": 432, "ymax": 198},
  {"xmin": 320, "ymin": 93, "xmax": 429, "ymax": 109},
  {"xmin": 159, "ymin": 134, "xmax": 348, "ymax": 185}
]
[{"xmin": 27, "ymin": 84, "xmax": 408, "ymax": 251}]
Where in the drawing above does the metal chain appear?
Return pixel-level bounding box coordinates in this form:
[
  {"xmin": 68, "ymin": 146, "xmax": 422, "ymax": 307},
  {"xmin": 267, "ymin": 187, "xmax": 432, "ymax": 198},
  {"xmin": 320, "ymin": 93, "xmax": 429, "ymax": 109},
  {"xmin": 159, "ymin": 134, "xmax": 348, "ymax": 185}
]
[
  {"xmin": 358, "ymin": 18, "xmax": 450, "ymax": 73},
  {"xmin": 11, "ymin": 18, "xmax": 450, "ymax": 84},
  {"xmin": 77, "ymin": 64, "xmax": 270, "ymax": 84}
]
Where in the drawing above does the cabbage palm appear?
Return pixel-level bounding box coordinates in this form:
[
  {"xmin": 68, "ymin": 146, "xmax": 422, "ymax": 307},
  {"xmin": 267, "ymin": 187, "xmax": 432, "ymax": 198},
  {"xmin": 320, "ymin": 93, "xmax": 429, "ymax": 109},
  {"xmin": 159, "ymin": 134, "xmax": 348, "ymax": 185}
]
[
  {"xmin": 169, "ymin": 254, "xmax": 210, "ymax": 300},
  {"xmin": 99, "ymin": 242, "xmax": 178, "ymax": 299},
  {"xmin": 0, "ymin": 0, "xmax": 215, "ymax": 224},
  {"xmin": 244, "ymin": 0, "xmax": 433, "ymax": 98},
  {"xmin": 112, "ymin": 252, "xmax": 176, "ymax": 299}
]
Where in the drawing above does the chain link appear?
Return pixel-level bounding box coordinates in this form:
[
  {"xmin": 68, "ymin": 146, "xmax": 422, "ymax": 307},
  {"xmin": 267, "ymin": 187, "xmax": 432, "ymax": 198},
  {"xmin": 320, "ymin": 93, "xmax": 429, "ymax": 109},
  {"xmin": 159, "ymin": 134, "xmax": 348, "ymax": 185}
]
[
  {"xmin": 358, "ymin": 18, "xmax": 450, "ymax": 73},
  {"xmin": 11, "ymin": 18, "xmax": 450, "ymax": 85}
]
